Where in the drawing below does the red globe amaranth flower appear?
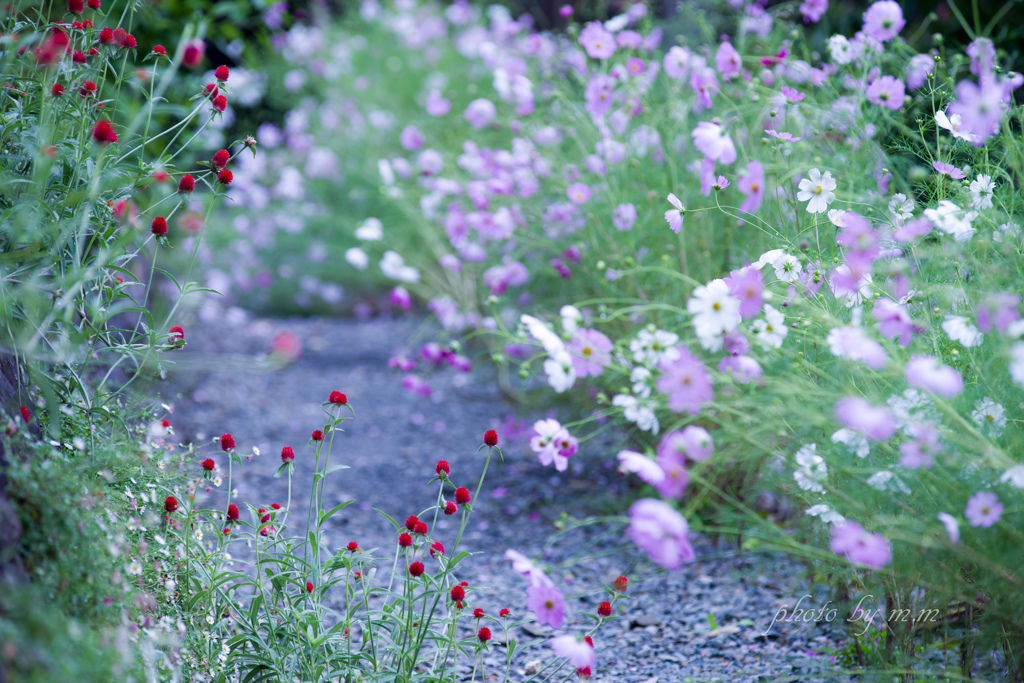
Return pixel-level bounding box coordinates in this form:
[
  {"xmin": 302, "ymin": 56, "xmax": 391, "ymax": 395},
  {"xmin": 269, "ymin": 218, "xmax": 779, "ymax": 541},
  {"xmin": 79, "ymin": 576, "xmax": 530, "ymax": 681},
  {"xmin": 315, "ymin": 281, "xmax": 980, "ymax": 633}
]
[
  {"xmin": 73, "ymin": 50, "xmax": 87, "ymax": 63},
  {"xmin": 212, "ymin": 149, "xmax": 230, "ymax": 168},
  {"xmin": 311, "ymin": 429, "xmax": 324, "ymax": 441},
  {"xmin": 259, "ymin": 511, "xmax": 270, "ymax": 523},
  {"xmin": 169, "ymin": 325, "xmax": 185, "ymax": 341},
  {"xmin": 435, "ymin": 460, "xmax": 450, "ymax": 479},
  {"xmin": 408, "ymin": 561, "xmax": 425, "ymax": 577},
  {"xmin": 613, "ymin": 576, "xmax": 628, "ymax": 593},
  {"xmin": 353, "ymin": 571, "xmax": 361, "ymax": 580},
  {"xmin": 223, "ymin": 527, "xmax": 231, "ymax": 535},
  {"xmin": 444, "ymin": 501, "xmax": 457, "ymax": 515},
  {"xmin": 477, "ymin": 627, "xmax": 491, "ymax": 642},
  {"xmin": 68, "ymin": 0, "xmax": 84, "ymax": 13},
  {"xmin": 19, "ymin": 406, "xmax": 30, "ymax": 423},
  {"xmin": 99, "ymin": 28, "xmax": 114, "ymax": 43},
  {"xmin": 455, "ymin": 601, "xmax": 464, "ymax": 610},
  {"xmin": 306, "ymin": 581, "xmax": 314, "ymax": 594},
  {"xmin": 454, "ymin": 487, "xmax": 471, "ymax": 505},
  {"xmin": 473, "ymin": 608, "xmax": 485, "ymax": 618},
  {"xmin": 203, "ymin": 83, "xmax": 219, "ymax": 99},
  {"xmin": 398, "ymin": 532, "xmax": 413, "ymax": 547},
  {"xmin": 217, "ymin": 169, "xmax": 232, "ymax": 185},
  {"xmin": 584, "ymin": 636, "xmax": 593, "ymax": 648},
  {"xmin": 220, "ymin": 433, "xmax": 236, "ymax": 451},
  {"xmin": 347, "ymin": 541, "xmax": 359, "ymax": 552},
  {"xmin": 177, "ymin": 174, "xmax": 194, "ymax": 194},
  {"xmin": 164, "ymin": 496, "xmax": 178, "ymax": 513},
  {"xmin": 328, "ymin": 391, "xmax": 347, "ymax": 405},
  {"xmin": 270, "ymin": 503, "xmax": 281, "ymax": 510},
  {"xmin": 499, "ymin": 608, "xmax": 510, "ymax": 617},
  {"xmin": 152, "ymin": 45, "xmax": 166, "ymax": 56},
  {"xmin": 122, "ymin": 34, "xmax": 136, "ymax": 49},
  {"xmin": 112, "ymin": 28, "xmax": 126, "ymax": 46},
  {"xmin": 87, "ymin": 0, "xmax": 100, "ymax": 8},
  {"xmin": 201, "ymin": 458, "xmax": 215, "ymax": 471},
  {"xmin": 212, "ymin": 95, "xmax": 227, "ymax": 112},
  {"xmin": 280, "ymin": 446, "xmax": 294, "ymax": 462},
  {"xmin": 214, "ymin": 65, "xmax": 230, "ymax": 81},
  {"xmin": 484, "ymin": 429, "xmax": 499, "ymax": 447},
  {"xmin": 92, "ymin": 119, "xmax": 117, "ymax": 144},
  {"xmin": 161, "ymin": 419, "xmax": 171, "ymax": 428},
  {"xmin": 405, "ymin": 515, "xmax": 419, "ymax": 531},
  {"xmin": 226, "ymin": 504, "xmax": 239, "ymax": 521},
  {"xmin": 413, "ymin": 521, "xmax": 428, "ymax": 535},
  {"xmin": 151, "ymin": 217, "xmax": 167, "ymax": 236},
  {"xmin": 576, "ymin": 666, "xmax": 592, "ymax": 681},
  {"xmin": 80, "ymin": 80, "xmax": 97, "ymax": 97},
  {"xmin": 152, "ymin": 169, "xmax": 170, "ymax": 183},
  {"xmin": 430, "ymin": 541, "xmax": 444, "ymax": 557},
  {"xmin": 597, "ymin": 601, "xmax": 612, "ymax": 617},
  {"xmin": 181, "ymin": 40, "xmax": 205, "ymax": 68},
  {"xmin": 450, "ymin": 585, "xmax": 465, "ymax": 601},
  {"xmin": 88, "ymin": 47, "xmax": 98, "ymax": 56},
  {"xmin": 50, "ymin": 83, "xmax": 65, "ymax": 97}
]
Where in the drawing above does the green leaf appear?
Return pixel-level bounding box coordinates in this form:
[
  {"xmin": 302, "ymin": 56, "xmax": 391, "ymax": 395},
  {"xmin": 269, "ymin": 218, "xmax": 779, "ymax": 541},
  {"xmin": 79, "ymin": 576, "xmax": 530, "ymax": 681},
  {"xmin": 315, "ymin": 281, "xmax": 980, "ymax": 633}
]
[
  {"xmin": 324, "ymin": 464, "xmax": 349, "ymax": 476},
  {"xmin": 319, "ymin": 499, "xmax": 354, "ymax": 524}
]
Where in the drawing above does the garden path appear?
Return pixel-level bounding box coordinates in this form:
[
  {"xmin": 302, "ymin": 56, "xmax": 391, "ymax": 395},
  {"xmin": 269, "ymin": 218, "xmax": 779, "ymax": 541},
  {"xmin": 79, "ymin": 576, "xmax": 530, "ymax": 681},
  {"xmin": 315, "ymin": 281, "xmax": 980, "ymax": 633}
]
[{"xmin": 162, "ymin": 314, "xmax": 849, "ymax": 682}]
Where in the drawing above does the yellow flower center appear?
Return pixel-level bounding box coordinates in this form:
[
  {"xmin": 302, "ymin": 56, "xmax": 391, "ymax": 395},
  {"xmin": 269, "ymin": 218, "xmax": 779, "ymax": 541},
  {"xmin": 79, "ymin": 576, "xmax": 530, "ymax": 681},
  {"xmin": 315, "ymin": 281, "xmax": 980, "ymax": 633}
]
[{"xmin": 813, "ymin": 184, "xmax": 823, "ymax": 195}]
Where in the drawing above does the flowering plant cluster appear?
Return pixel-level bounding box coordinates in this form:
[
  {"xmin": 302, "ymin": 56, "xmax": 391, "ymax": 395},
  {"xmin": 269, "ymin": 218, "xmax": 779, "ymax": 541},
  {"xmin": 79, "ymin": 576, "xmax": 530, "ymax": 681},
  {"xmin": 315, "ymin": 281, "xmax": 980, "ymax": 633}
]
[{"xmin": 167, "ymin": 395, "xmax": 623, "ymax": 682}]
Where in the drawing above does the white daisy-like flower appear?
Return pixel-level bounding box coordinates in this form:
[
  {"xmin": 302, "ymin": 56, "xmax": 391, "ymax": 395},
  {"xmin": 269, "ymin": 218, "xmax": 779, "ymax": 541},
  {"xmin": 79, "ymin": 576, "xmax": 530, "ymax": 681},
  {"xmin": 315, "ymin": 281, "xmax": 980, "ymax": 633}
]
[
  {"xmin": 630, "ymin": 367, "xmax": 652, "ymax": 398},
  {"xmin": 806, "ymin": 504, "xmax": 846, "ymax": 524},
  {"xmin": 252, "ymin": 446, "xmax": 260, "ymax": 457},
  {"xmin": 969, "ymin": 174, "xmax": 995, "ymax": 210},
  {"xmin": 993, "ymin": 223, "xmax": 1020, "ymax": 242},
  {"xmin": 796, "ymin": 168, "xmax": 837, "ymax": 214},
  {"xmin": 827, "ymin": 209, "xmax": 849, "ymax": 227},
  {"xmin": 971, "ymin": 397, "xmax": 1006, "ymax": 437},
  {"xmin": 942, "ymin": 315, "xmax": 983, "ymax": 347},
  {"xmin": 793, "ymin": 443, "xmax": 826, "ymax": 493},
  {"xmin": 924, "ymin": 200, "xmax": 977, "ymax": 242},
  {"xmin": 831, "ymin": 428, "xmax": 870, "ymax": 458},
  {"xmin": 612, "ymin": 395, "xmax": 660, "ymax": 434},
  {"xmin": 752, "ymin": 304, "xmax": 787, "ymax": 348},
  {"xmin": 1000, "ymin": 466, "xmax": 1024, "ymax": 489},
  {"xmin": 888, "ymin": 193, "xmax": 914, "ymax": 221},
  {"xmin": 828, "ymin": 35, "xmax": 854, "ymax": 64},
  {"xmin": 934, "ymin": 110, "xmax": 977, "ymax": 143},
  {"xmin": 206, "ymin": 614, "xmax": 216, "ymax": 625},
  {"xmin": 213, "ymin": 476, "xmax": 223, "ymax": 487},
  {"xmin": 772, "ymin": 253, "xmax": 803, "ymax": 283},
  {"xmin": 543, "ymin": 352, "xmax": 576, "ymax": 393},
  {"xmin": 194, "ymin": 528, "xmax": 204, "ymax": 543},
  {"xmin": 128, "ymin": 560, "xmax": 143, "ymax": 576},
  {"xmin": 866, "ymin": 470, "xmax": 912, "ymax": 494},
  {"xmin": 629, "ymin": 329, "xmax": 680, "ymax": 367},
  {"xmin": 560, "ymin": 305, "xmax": 582, "ymax": 335},
  {"xmin": 687, "ymin": 279, "xmax": 742, "ymax": 338}
]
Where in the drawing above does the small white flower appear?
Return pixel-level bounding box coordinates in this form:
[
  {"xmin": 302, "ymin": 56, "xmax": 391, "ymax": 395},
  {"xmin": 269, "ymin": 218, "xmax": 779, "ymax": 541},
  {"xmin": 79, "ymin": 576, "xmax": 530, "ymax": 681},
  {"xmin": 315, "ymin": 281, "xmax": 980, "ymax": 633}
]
[
  {"xmin": 866, "ymin": 470, "xmax": 912, "ymax": 494},
  {"xmin": 1000, "ymin": 466, "xmax": 1024, "ymax": 489},
  {"xmin": 687, "ymin": 279, "xmax": 742, "ymax": 338},
  {"xmin": 969, "ymin": 174, "xmax": 995, "ymax": 210},
  {"xmin": 888, "ymin": 193, "xmax": 914, "ymax": 221},
  {"xmin": 971, "ymin": 397, "xmax": 1006, "ymax": 437},
  {"xmin": 772, "ymin": 253, "xmax": 803, "ymax": 283},
  {"xmin": 543, "ymin": 352, "xmax": 576, "ymax": 393},
  {"xmin": 806, "ymin": 504, "xmax": 846, "ymax": 524},
  {"xmin": 924, "ymin": 200, "xmax": 977, "ymax": 241},
  {"xmin": 252, "ymin": 446, "xmax": 260, "ymax": 457},
  {"xmin": 380, "ymin": 251, "xmax": 420, "ymax": 283},
  {"xmin": 937, "ymin": 512, "xmax": 960, "ymax": 544},
  {"xmin": 612, "ymin": 395, "xmax": 660, "ymax": 434},
  {"xmin": 630, "ymin": 367, "xmax": 652, "ymax": 398},
  {"xmin": 560, "ymin": 305, "xmax": 582, "ymax": 335},
  {"xmin": 354, "ymin": 217, "xmax": 384, "ymax": 240},
  {"xmin": 345, "ymin": 247, "xmax": 369, "ymax": 270},
  {"xmin": 213, "ymin": 476, "xmax": 223, "ymax": 487},
  {"xmin": 828, "ymin": 35, "xmax": 854, "ymax": 64},
  {"xmin": 993, "ymin": 222, "xmax": 1020, "ymax": 242},
  {"xmin": 831, "ymin": 428, "xmax": 870, "ymax": 458},
  {"xmin": 128, "ymin": 560, "xmax": 143, "ymax": 576},
  {"xmin": 752, "ymin": 304, "xmax": 787, "ymax": 348},
  {"xmin": 796, "ymin": 168, "xmax": 837, "ymax": 214},
  {"xmin": 206, "ymin": 614, "xmax": 216, "ymax": 625},
  {"xmin": 194, "ymin": 529, "xmax": 204, "ymax": 543},
  {"xmin": 934, "ymin": 110, "xmax": 977, "ymax": 143},
  {"xmin": 793, "ymin": 443, "xmax": 826, "ymax": 493},
  {"xmin": 942, "ymin": 315, "xmax": 983, "ymax": 347},
  {"xmin": 629, "ymin": 329, "xmax": 680, "ymax": 367}
]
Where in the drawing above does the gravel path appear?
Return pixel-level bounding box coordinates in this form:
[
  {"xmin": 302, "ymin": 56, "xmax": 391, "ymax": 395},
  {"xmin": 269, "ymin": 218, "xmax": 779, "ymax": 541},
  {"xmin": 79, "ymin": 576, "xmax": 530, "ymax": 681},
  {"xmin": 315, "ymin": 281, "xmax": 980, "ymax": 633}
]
[{"xmin": 160, "ymin": 313, "xmax": 851, "ymax": 682}]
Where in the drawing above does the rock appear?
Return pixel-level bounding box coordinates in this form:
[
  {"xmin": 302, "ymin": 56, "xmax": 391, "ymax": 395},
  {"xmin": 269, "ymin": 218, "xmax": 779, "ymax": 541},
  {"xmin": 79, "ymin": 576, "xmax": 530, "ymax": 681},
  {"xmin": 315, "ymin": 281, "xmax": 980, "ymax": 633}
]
[
  {"xmin": 524, "ymin": 659, "xmax": 543, "ymax": 675},
  {"xmin": 630, "ymin": 614, "xmax": 662, "ymax": 628},
  {"xmin": 521, "ymin": 622, "xmax": 549, "ymax": 637},
  {"xmin": 707, "ymin": 625, "xmax": 741, "ymax": 638}
]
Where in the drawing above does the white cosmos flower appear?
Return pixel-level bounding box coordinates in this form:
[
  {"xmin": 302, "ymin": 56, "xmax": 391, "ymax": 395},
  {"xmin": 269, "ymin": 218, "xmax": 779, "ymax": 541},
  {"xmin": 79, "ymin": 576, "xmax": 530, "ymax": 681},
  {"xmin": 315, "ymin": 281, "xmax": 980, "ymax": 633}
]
[
  {"xmin": 560, "ymin": 305, "xmax": 582, "ymax": 335},
  {"xmin": 521, "ymin": 314, "xmax": 567, "ymax": 357},
  {"xmin": 1000, "ymin": 466, "xmax": 1024, "ymax": 489},
  {"xmin": 630, "ymin": 367, "xmax": 652, "ymax": 398},
  {"xmin": 971, "ymin": 397, "xmax": 1006, "ymax": 437},
  {"xmin": 796, "ymin": 168, "xmax": 837, "ymax": 214},
  {"xmin": 687, "ymin": 279, "xmax": 742, "ymax": 337},
  {"xmin": 772, "ymin": 253, "xmax": 802, "ymax": 283},
  {"xmin": 969, "ymin": 174, "xmax": 995, "ymax": 210},
  {"xmin": 866, "ymin": 470, "xmax": 911, "ymax": 494},
  {"xmin": 934, "ymin": 110, "xmax": 977, "ymax": 143},
  {"xmin": 543, "ymin": 352, "xmax": 576, "ymax": 393},
  {"xmin": 612, "ymin": 394, "xmax": 659, "ymax": 434},
  {"xmin": 994, "ymin": 222, "xmax": 1020, "ymax": 242},
  {"xmin": 937, "ymin": 513, "xmax": 960, "ymax": 544},
  {"xmin": 827, "ymin": 209, "xmax": 849, "ymax": 227},
  {"xmin": 753, "ymin": 248, "xmax": 785, "ymax": 270},
  {"xmin": 828, "ymin": 35, "xmax": 854, "ymax": 64},
  {"xmin": 380, "ymin": 251, "xmax": 420, "ymax": 283},
  {"xmin": 752, "ymin": 304, "xmax": 787, "ymax": 348},
  {"xmin": 616, "ymin": 450, "xmax": 665, "ymax": 484},
  {"xmin": 924, "ymin": 200, "xmax": 977, "ymax": 241},
  {"xmin": 345, "ymin": 247, "xmax": 369, "ymax": 270},
  {"xmin": 355, "ymin": 217, "xmax": 383, "ymax": 240},
  {"xmin": 806, "ymin": 504, "xmax": 846, "ymax": 524},
  {"xmin": 831, "ymin": 428, "xmax": 870, "ymax": 458},
  {"xmin": 888, "ymin": 193, "xmax": 914, "ymax": 220},
  {"xmin": 942, "ymin": 315, "xmax": 983, "ymax": 347},
  {"xmin": 793, "ymin": 443, "xmax": 826, "ymax": 493}
]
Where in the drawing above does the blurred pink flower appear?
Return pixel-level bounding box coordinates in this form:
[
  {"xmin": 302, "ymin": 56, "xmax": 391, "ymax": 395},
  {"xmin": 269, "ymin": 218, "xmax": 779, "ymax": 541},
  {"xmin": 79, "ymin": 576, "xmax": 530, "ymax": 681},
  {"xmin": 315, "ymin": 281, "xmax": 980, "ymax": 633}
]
[
  {"xmin": 627, "ymin": 498, "xmax": 696, "ymax": 569},
  {"xmin": 830, "ymin": 521, "xmax": 892, "ymax": 569},
  {"xmin": 269, "ymin": 330, "xmax": 302, "ymax": 363}
]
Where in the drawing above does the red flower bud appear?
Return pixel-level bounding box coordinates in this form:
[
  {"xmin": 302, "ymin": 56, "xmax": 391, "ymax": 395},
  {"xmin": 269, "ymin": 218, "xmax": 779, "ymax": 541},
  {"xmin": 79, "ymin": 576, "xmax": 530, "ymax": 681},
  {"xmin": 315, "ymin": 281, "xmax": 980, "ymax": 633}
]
[
  {"xmin": 161, "ymin": 419, "xmax": 170, "ymax": 428},
  {"xmin": 19, "ymin": 406, "xmax": 30, "ymax": 423},
  {"xmin": 68, "ymin": 0, "xmax": 84, "ymax": 13},
  {"xmin": 398, "ymin": 532, "xmax": 412, "ymax": 547},
  {"xmin": 80, "ymin": 82, "xmax": 99, "ymax": 98},
  {"xmin": 87, "ymin": 0, "xmax": 100, "ymax": 8},
  {"xmin": 281, "ymin": 446, "xmax": 294, "ymax": 462},
  {"xmin": 50, "ymin": 83, "xmax": 65, "ymax": 97},
  {"xmin": 576, "ymin": 666, "xmax": 592, "ymax": 680},
  {"xmin": 164, "ymin": 496, "xmax": 178, "ymax": 513},
  {"xmin": 211, "ymin": 149, "xmax": 229, "ymax": 168},
  {"xmin": 271, "ymin": 503, "xmax": 281, "ymax": 510},
  {"xmin": 413, "ymin": 521, "xmax": 428, "ymax": 535},
  {"xmin": 430, "ymin": 541, "xmax": 444, "ymax": 557},
  {"xmin": 473, "ymin": 608, "xmax": 485, "ymax": 618},
  {"xmin": 212, "ymin": 95, "xmax": 227, "ymax": 112},
  {"xmin": 484, "ymin": 429, "xmax": 499, "ymax": 447},
  {"xmin": 613, "ymin": 576, "xmax": 628, "ymax": 593},
  {"xmin": 91, "ymin": 119, "xmax": 117, "ymax": 144},
  {"xmin": 408, "ymin": 561, "xmax": 425, "ymax": 577},
  {"xmin": 597, "ymin": 601, "xmax": 612, "ymax": 617},
  {"xmin": 450, "ymin": 585, "xmax": 465, "ymax": 601},
  {"xmin": 214, "ymin": 65, "xmax": 230, "ymax": 81},
  {"xmin": 217, "ymin": 169, "xmax": 232, "ymax": 185},
  {"xmin": 123, "ymin": 34, "xmax": 136, "ymax": 49},
  {"xmin": 477, "ymin": 627, "xmax": 491, "ymax": 642},
  {"xmin": 454, "ymin": 487, "xmax": 471, "ymax": 505},
  {"xmin": 328, "ymin": 391, "xmax": 347, "ymax": 405},
  {"xmin": 405, "ymin": 515, "xmax": 419, "ymax": 531},
  {"xmin": 223, "ymin": 527, "xmax": 231, "ymax": 535},
  {"xmin": 177, "ymin": 174, "xmax": 194, "ymax": 194},
  {"xmin": 181, "ymin": 40, "xmax": 204, "ymax": 68},
  {"xmin": 499, "ymin": 608, "xmax": 510, "ymax": 617},
  {"xmin": 98, "ymin": 27, "xmax": 114, "ymax": 43},
  {"xmin": 347, "ymin": 541, "xmax": 359, "ymax": 552},
  {"xmin": 220, "ymin": 433, "xmax": 235, "ymax": 451},
  {"xmin": 151, "ymin": 217, "xmax": 167, "ymax": 236},
  {"xmin": 444, "ymin": 501, "xmax": 457, "ymax": 515},
  {"xmin": 435, "ymin": 460, "xmax": 450, "ymax": 478},
  {"xmin": 311, "ymin": 429, "xmax": 324, "ymax": 441},
  {"xmin": 201, "ymin": 458, "xmax": 215, "ymax": 471},
  {"xmin": 203, "ymin": 83, "xmax": 219, "ymax": 99},
  {"xmin": 306, "ymin": 581, "xmax": 314, "ymax": 594},
  {"xmin": 73, "ymin": 50, "xmax": 87, "ymax": 63},
  {"xmin": 226, "ymin": 504, "xmax": 239, "ymax": 521},
  {"xmin": 112, "ymin": 28, "xmax": 126, "ymax": 46},
  {"xmin": 169, "ymin": 325, "xmax": 185, "ymax": 341},
  {"xmin": 152, "ymin": 45, "xmax": 166, "ymax": 56}
]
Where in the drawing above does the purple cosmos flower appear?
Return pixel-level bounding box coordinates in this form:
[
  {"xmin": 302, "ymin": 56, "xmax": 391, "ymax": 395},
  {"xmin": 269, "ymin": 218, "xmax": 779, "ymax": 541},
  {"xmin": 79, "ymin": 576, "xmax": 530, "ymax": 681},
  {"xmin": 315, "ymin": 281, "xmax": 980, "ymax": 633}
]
[
  {"xmin": 566, "ymin": 182, "xmax": 592, "ymax": 204},
  {"xmin": 872, "ymin": 299, "xmax": 913, "ymax": 346},
  {"xmin": 893, "ymin": 216, "xmax": 933, "ymax": 242},
  {"xmin": 626, "ymin": 57, "xmax": 646, "ymax": 76},
  {"xmin": 584, "ymin": 154, "xmax": 607, "ymax": 176},
  {"xmin": 613, "ymin": 203, "xmax": 637, "ymax": 231},
  {"xmin": 663, "ymin": 46, "xmax": 691, "ymax": 80},
  {"xmin": 800, "ymin": 0, "xmax": 827, "ymax": 22},
  {"xmin": 866, "ymin": 75, "xmax": 905, "ymax": 110},
  {"xmin": 906, "ymin": 54, "xmax": 934, "ymax": 90},
  {"xmin": 947, "ymin": 75, "xmax": 1006, "ymax": 145},
  {"xmin": 425, "ymin": 89, "xmax": 451, "ymax": 116},
  {"xmin": 976, "ymin": 291, "xmax": 1021, "ymax": 333},
  {"xmin": 417, "ymin": 149, "xmax": 443, "ymax": 176},
  {"xmin": 904, "ymin": 355, "xmax": 964, "ymax": 397},
  {"xmin": 654, "ymin": 446, "xmax": 689, "ymax": 499},
  {"xmin": 765, "ymin": 129, "xmax": 801, "ymax": 141},
  {"xmin": 862, "ymin": 0, "xmax": 905, "ymax": 41},
  {"xmin": 736, "ymin": 160, "xmax": 766, "ymax": 215},
  {"xmin": 715, "ymin": 41, "xmax": 742, "ymax": 79},
  {"xmin": 781, "ymin": 85, "xmax": 805, "ymax": 102},
  {"xmin": 579, "ymin": 21, "xmax": 616, "ymax": 60},
  {"xmin": 718, "ymin": 354, "xmax": 763, "ymax": 383},
  {"xmin": 899, "ymin": 421, "xmax": 941, "ymax": 469},
  {"xmin": 567, "ymin": 328, "xmax": 613, "ymax": 378},
  {"xmin": 550, "ymin": 635, "xmax": 596, "ymax": 671},
  {"xmin": 584, "ymin": 74, "xmax": 615, "ymax": 116},
  {"xmin": 830, "ymin": 521, "xmax": 892, "ymax": 569},
  {"xmin": 965, "ymin": 491, "xmax": 1002, "ymax": 527},
  {"xmin": 656, "ymin": 347, "xmax": 714, "ymax": 415},
  {"xmin": 723, "ymin": 266, "xmax": 764, "ymax": 318},
  {"xmin": 966, "ymin": 37, "xmax": 996, "ymax": 77},
  {"xmin": 690, "ymin": 67, "xmax": 720, "ymax": 110},
  {"xmin": 680, "ymin": 425, "xmax": 715, "ymax": 462},
  {"xmin": 665, "ymin": 193, "xmax": 684, "ymax": 233},
  {"xmin": 826, "ymin": 326, "xmax": 888, "ymax": 370},
  {"xmin": 627, "ymin": 498, "xmax": 696, "ymax": 570},
  {"xmin": 932, "ymin": 161, "xmax": 966, "ymax": 179},
  {"xmin": 526, "ymin": 582, "xmax": 566, "ymax": 628},
  {"xmin": 389, "ymin": 286, "xmax": 412, "ymax": 310},
  {"xmin": 691, "ymin": 121, "xmax": 737, "ymax": 163},
  {"xmin": 399, "ymin": 125, "xmax": 424, "ymax": 151},
  {"xmin": 617, "ymin": 30, "xmax": 643, "ymax": 49},
  {"xmin": 836, "ymin": 211, "xmax": 880, "ymax": 261},
  {"xmin": 464, "ymin": 98, "xmax": 497, "ymax": 129},
  {"xmin": 835, "ymin": 396, "xmax": 897, "ymax": 441}
]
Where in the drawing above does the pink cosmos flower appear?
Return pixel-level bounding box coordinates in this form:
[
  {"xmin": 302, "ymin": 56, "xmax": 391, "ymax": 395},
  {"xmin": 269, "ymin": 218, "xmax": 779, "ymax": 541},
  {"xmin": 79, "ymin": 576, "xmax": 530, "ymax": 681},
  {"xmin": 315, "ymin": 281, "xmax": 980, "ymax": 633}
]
[
  {"xmin": 966, "ymin": 37, "xmax": 996, "ymax": 76},
  {"xmin": 567, "ymin": 328, "xmax": 613, "ymax": 377},
  {"xmin": 617, "ymin": 450, "xmax": 665, "ymax": 485},
  {"xmin": 579, "ymin": 22, "xmax": 616, "ymax": 60},
  {"xmin": 399, "ymin": 125, "xmax": 424, "ymax": 151},
  {"xmin": 526, "ymin": 583, "xmax": 566, "ymax": 628},
  {"xmin": 584, "ymin": 74, "xmax": 615, "ymax": 116},
  {"xmin": 626, "ymin": 57, "xmax": 646, "ymax": 76},
  {"xmin": 976, "ymin": 291, "xmax": 1021, "ymax": 333},
  {"xmin": 862, "ymin": 0, "xmax": 905, "ymax": 41},
  {"xmin": 904, "ymin": 355, "xmax": 964, "ymax": 397},
  {"xmin": 665, "ymin": 194, "xmax": 684, "ymax": 234},
  {"xmin": 830, "ymin": 521, "xmax": 892, "ymax": 569},
  {"xmin": 736, "ymin": 161, "xmax": 765, "ymax": 215},
  {"xmin": 723, "ymin": 266, "xmax": 764, "ymax": 318},
  {"xmin": 906, "ymin": 54, "xmax": 934, "ymax": 90},
  {"xmin": 765, "ymin": 129, "xmax": 801, "ymax": 141},
  {"xmin": 800, "ymin": 0, "xmax": 827, "ymax": 22},
  {"xmin": 654, "ymin": 446, "xmax": 689, "ymax": 500},
  {"xmin": 893, "ymin": 217, "xmax": 933, "ymax": 242},
  {"xmin": 947, "ymin": 76, "xmax": 1006, "ymax": 145},
  {"xmin": 531, "ymin": 418, "xmax": 574, "ymax": 471},
  {"xmin": 690, "ymin": 68, "xmax": 720, "ymax": 110},
  {"xmin": 551, "ymin": 634, "xmax": 596, "ymax": 670},
  {"xmin": 691, "ymin": 121, "xmax": 737, "ymax": 164},
  {"xmin": 872, "ymin": 299, "xmax": 913, "ymax": 346},
  {"xmin": 718, "ymin": 355, "xmax": 763, "ymax": 383},
  {"xmin": 425, "ymin": 89, "xmax": 451, "ymax": 116},
  {"xmin": 627, "ymin": 499, "xmax": 696, "ymax": 570},
  {"xmin": 663, "ymin": 46, "xmax": 691, "ymax": 79},
  {"xmin": 613, "ymin": 203, "xmax": 637, "ymax": 230},
  {"xmin": 567, "ymin": 182, "xmax": 592, "ymax": 205},
  {"xmin": 866, "ymin": 75, "xmax": 905, "ymax": 110},
  {"xmin": 464, "ymin": 98, "xmax": 497, "ymax": 129},
  {"xmin": 826, "ymin": 327, "xmax": 888, "ymax": 370},
  {"xmin": 781, "ymin": 85, "xmax": 805, "ymax": 102},
  {"xmin": 965, "ymin": 491, "xmax": 1002, "ymax": 527},
  {"xmin": 714, "ymin": 41, "xmax": 741, "ymax": 79},
  {"xmin": 389, "ymin": 287, "xmax": 412, "ymax": 310},
  {"xmin": 898, "ymin": 421, "xmax": 941, "ymax": 468},
  {"xmin": 932, "ymin": 161, "xmax": 966, "ymax": 179},
  {"xmin": 834, "ymin": 396, "xmax": 897, "ymax": 441},
  {"xmin": 656, "ymin": 347, "xmax": 713, "ymax": 415}
]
